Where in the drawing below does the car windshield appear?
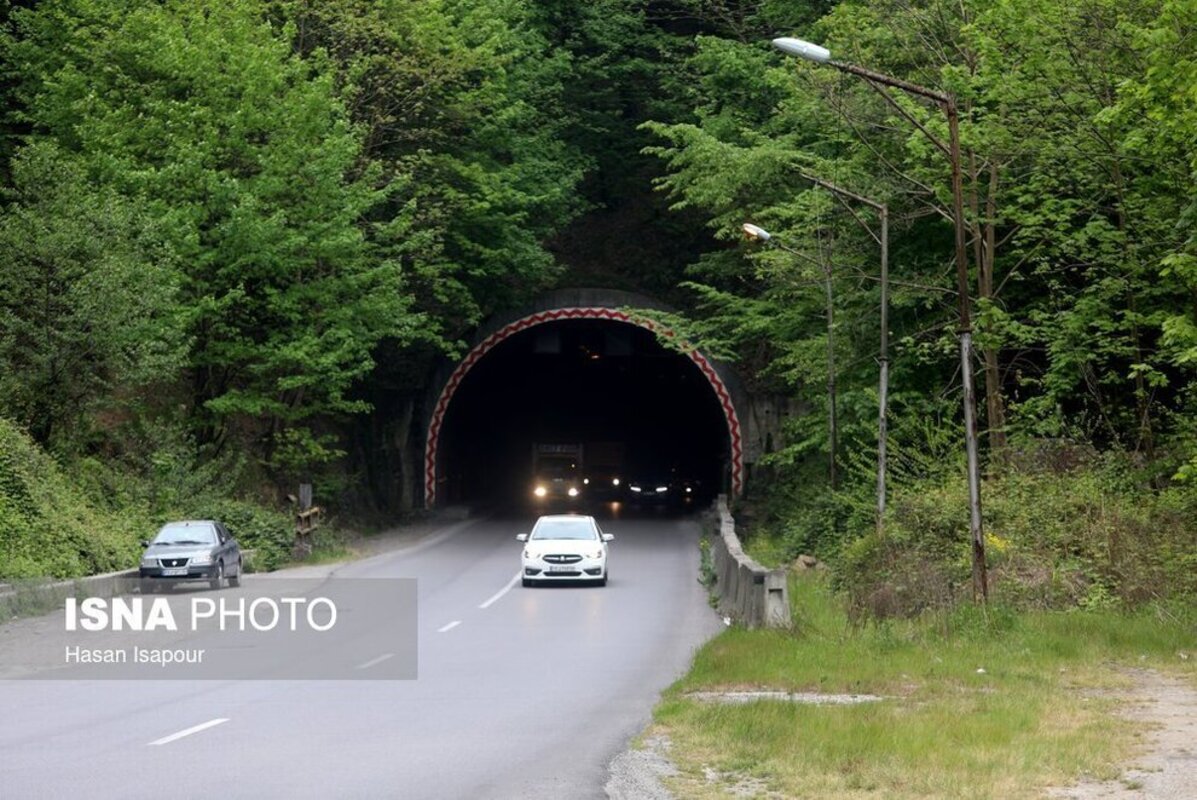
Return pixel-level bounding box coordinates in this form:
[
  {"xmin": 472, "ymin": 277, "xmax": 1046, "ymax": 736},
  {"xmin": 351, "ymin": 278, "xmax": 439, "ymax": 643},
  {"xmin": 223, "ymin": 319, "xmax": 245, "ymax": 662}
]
[
  {"xmin": 153, "ymin": 524, "xmax": 216, "ymax": 546},
  {"xmin": 530, "ymin": 520, "xmax": 596, "ymax": 540}
]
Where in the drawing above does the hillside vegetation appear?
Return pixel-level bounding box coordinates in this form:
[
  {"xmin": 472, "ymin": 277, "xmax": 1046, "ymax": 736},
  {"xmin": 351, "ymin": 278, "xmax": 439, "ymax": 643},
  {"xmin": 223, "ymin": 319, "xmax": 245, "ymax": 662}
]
[
  {"xmin": 0, "ymin": 418, "xmax": 294, "ymax": 578},
  {"xmin": 1, "ymin": 0, "xmax": 1195, "ymax": 607}
]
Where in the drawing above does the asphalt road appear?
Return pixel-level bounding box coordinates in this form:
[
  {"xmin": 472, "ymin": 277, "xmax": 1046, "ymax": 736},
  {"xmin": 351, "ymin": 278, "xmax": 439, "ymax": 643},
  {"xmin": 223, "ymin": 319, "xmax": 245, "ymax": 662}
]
[{"xmin": 0, "ymin": 510, "xmax": 721, "ymax": 799}]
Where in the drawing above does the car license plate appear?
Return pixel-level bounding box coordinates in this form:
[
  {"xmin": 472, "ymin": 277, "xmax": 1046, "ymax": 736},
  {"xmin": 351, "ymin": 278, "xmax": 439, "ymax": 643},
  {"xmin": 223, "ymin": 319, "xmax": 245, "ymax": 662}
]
[
  {"xmin": 161, "ymin": 567, "xmax": 188, "ymax": 576},
  {"xmin": 548, "ymin": 565, "xmax": 575, "ymax": 573}
]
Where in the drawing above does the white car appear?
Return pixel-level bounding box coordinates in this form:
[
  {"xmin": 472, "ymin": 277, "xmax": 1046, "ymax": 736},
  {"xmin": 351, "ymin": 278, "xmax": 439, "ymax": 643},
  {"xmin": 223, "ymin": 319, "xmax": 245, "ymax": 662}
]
[{"xmin": 517, "ymin": 515, "xmax": 613, "ymax": 587}]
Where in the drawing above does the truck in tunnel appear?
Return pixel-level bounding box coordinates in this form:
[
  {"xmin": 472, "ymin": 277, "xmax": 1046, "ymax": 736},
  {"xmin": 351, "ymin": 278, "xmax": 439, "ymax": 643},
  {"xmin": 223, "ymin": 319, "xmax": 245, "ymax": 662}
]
[{"xmin": 530, "ymin": 443, "xmax": 584, "ymax": 506}]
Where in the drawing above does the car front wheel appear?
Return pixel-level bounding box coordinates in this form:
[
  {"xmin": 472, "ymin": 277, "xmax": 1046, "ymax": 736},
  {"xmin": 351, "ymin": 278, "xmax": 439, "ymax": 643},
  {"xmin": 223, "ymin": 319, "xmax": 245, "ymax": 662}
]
[
  {"xmin": 228, "ymin": 559, "xmax": 242, "ymax": 587},
  {"xmin": 209, "ymin": 561, "xmax": 224, "ymax": 591}
]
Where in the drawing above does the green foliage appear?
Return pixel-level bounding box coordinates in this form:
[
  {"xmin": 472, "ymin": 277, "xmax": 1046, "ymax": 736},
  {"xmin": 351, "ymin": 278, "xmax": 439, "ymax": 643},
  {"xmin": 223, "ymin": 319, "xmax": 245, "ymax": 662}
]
[
  {"xmin": 643, "ymin": 0, "xmax": 1197, "ymax": 614},
  {"xmin": 0, "ymin": 416, "xmax": 299, "ymax": 578},
  {"xmin": 841, "ymin": 445, "xmax": 1197, "ymax": 617},
  {"xmin": 6, "ymin": 0, "xmax": 420, "ymax": 472},
  {"xmin": 0, "ymin": 142, "xmax": 185, "ymax": 451},
  {"xmin": 282, "ymin": 0, "xmax": 587, "ymax": 340},
  {"xmin": 0, "ymin": 418, "xmax": 148, "ymax": 578},
  {"xmin": 180, "ymin": 498, "xmax": 293, "ymax": 572}
]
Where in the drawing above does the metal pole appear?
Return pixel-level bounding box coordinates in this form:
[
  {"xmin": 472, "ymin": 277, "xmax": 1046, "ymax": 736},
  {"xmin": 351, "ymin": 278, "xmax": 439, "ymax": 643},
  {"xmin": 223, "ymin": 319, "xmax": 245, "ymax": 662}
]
[
  {"xmin": 876, "ymin": 207, "xmax": 889, "ymax": 537},
  {"xmin": 947, "ymin": 100, "xmax": 988, "ymax": 602},
  {"xmin": 776, "ymin": 44, "xmax": 988, "ymax": 599},
  {"xmin": 825, "ymin": 260, "xmax": 838, "ymax": 490}
]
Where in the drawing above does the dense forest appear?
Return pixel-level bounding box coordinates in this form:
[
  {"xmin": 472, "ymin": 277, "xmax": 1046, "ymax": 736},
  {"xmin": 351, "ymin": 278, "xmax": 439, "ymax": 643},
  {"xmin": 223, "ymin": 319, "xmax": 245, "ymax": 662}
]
[{"xmin": 1, "ymin": 0, "xmax": 1194, "ymax": 611}]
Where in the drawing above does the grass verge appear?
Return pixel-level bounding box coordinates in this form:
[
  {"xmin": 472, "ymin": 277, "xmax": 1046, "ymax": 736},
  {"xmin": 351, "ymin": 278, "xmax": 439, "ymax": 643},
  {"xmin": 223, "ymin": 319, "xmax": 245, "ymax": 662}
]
[{"xmin": 650, "ymin": 572, "xmax": 1196, "ymax": 799}]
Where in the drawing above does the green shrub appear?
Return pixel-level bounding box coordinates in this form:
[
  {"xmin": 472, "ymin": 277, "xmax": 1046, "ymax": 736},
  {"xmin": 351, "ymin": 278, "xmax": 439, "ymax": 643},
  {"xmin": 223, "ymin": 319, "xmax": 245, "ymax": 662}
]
[
  {"xmin": 0, "ymin": 418, "xmax": 147, "ymax": 578},
  {"xmin": 837, "ymin": 444, "xmax": 1197, "ymax": 618},
  {"xmin": 180, "ymin": 499, "xmax": 293, "ymax": 572},
  {"xmin": 0, "ymin": 417, "xmax": 300, "ymax": 579}
]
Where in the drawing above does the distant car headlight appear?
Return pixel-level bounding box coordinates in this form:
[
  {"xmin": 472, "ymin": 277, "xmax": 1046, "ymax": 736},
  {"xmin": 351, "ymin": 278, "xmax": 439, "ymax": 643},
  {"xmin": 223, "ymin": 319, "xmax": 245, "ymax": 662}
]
[
  {"xmin": 686, "ymin": 486, "xmax": 693, "ymax": 493},
  {"xmin": 568, "ymin": 487, "xmax": 579, "ymax": 497},
  {"xmin": 583, "ymin": 478, "xmax": 590, "ymax": 485},
  {"xmin": 189, "ymin": 552, "xmax": 213, "ymax": 565},
  {"xmin": 534, "ymin": 486, "xmax": 547, "ymax": 497},
  {"xmin": 630, "ymin": 485, "xmax": 642, "ymax": 493},
  {"xmin": 612, "ymin": 478, "xmax": 620, "ymax": 486},
  {"xmin": 656, "ymin": 486, "xmax": 668, "ymax": 493}
]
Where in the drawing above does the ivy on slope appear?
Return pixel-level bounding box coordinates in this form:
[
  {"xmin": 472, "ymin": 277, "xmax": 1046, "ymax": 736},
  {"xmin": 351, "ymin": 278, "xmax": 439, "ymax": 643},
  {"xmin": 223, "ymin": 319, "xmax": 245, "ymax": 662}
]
[
  {"xmin": 0, "ymin": 418, "xmax": 296, "ymax": 579},
  {"xmin": 0, "ymin": 418, "xmax": 143, "ymax": 579}
]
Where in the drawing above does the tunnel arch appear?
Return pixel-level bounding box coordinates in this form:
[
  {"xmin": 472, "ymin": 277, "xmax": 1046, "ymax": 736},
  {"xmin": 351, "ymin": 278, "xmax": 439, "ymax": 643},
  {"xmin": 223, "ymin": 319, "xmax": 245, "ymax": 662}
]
[{"xmin": 423, "ymin": 290, "xmax": 744, "ymax": 508}]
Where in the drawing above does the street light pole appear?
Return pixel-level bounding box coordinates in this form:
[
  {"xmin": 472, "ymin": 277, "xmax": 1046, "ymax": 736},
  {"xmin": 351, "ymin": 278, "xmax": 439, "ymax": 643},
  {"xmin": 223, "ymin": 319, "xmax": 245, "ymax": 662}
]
[
  {"xmin": 773, "ymin": 37, "xmax": 987, "ymax": 600},
  {"xmin": 741, "ymin": 223, "xmax": 839, "ymax": 491},
  {"xmin": 781, "ymin": 172, "xmax": 890, "ymax": 536}
]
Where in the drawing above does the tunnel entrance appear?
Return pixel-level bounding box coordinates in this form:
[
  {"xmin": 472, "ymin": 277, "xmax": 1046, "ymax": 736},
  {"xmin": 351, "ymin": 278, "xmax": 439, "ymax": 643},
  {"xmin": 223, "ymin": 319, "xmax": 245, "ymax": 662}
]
[{"xmin": 425, "ymin": 307, "xmax": 742, "ymax": 510}]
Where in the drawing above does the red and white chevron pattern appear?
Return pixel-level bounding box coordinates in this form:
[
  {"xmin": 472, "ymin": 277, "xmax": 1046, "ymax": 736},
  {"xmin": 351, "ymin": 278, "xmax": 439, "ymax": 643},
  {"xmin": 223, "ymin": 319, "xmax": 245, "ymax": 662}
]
[{"xmin": 424, "ymin": 307, "xmax": 744, "ymax": 506}]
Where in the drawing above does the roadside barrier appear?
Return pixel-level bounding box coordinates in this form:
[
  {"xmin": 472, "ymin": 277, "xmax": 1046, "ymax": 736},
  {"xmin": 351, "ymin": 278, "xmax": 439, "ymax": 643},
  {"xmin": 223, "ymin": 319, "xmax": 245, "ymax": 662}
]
[
  {"xmin": 0, "ymin": 551, "xmax": 257, "ymax": 622},
  {"xmin": 707, "ymin": 495, "xmax": 790, "ymax": 628}
]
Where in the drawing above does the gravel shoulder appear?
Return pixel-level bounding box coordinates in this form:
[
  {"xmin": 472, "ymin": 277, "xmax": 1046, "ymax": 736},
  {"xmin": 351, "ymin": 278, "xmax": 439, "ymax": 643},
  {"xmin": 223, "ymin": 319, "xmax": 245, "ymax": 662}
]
[
  {"xmin": 609, "ymin": 668, "xmax": 1197, "ymax": 800},
  {"xmin": 1050, "ymin": 668, "xmax": 1197, "ymax": 800}
]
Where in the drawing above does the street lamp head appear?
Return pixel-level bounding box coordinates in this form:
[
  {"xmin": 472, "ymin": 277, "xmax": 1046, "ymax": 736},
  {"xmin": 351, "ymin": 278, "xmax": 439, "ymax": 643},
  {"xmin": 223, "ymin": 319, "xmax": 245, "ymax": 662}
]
[
  {"xmin": 742, "ymin": 223, "xmax": 772, "ymax": 242},
  {"xmin": 772, "ymin": 37, "xmax": 831, "ymax": 64}
]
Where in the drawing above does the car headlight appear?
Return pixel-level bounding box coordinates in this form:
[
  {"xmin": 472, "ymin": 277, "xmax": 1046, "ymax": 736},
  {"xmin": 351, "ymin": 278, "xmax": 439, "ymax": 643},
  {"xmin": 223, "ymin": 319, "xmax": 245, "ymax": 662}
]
[
  {"xmin": 612, "ymin": 478, "xmax": 620, "ymax": 486},
  {"xmin": 656, "ymin": 486, "xmax": 668, "ymax": 493},
  {"xmin": 189, "ymin": 552, "xmax": 213, "ymax": 565},
  {"xmin": 534, "ymin": 486, "xmax": 547, "ymax": 497},
  {"xmin": 630, "ymin": 485, "xmax": 641, "ymax": 493},
  {"xmin": 140, "ymin": 555, "xmax": 157, "ymax": 567},
  {"xmin": 590, "ymin": 550, "xmax": 603, "ymax": 559},
  {"xmin": 568, "ymin": 487, "xmax": 579, "ymax": 497},
  {"xmin": 523, "ymin": 550, "xmax": 531, "ymax": 559}
]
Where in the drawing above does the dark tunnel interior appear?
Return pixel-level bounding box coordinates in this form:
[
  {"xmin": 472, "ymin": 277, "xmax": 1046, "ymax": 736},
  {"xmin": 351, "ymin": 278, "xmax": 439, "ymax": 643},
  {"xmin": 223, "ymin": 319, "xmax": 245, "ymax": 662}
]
[{"xmin": 436, "ymin": 320, "xmax": 729, "ymax": 514}]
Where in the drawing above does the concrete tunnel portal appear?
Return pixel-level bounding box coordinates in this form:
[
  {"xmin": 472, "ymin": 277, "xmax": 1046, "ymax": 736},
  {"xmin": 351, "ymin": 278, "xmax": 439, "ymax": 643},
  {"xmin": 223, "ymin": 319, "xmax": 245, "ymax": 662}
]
[{"xmin": 424, "ymin": 298, "xmax": 745, "ymax": 511}]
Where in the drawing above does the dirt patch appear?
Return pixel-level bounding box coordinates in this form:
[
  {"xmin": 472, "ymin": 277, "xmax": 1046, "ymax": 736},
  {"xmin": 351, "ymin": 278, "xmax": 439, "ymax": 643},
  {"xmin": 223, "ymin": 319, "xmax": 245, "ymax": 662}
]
[
  {"xmin": 1049, "ymin": 668, "xmax": 1197, "ymax": 800},
  {"xmin": 685, "ymin": 690, "xmax": 884, "ymax": 705}
]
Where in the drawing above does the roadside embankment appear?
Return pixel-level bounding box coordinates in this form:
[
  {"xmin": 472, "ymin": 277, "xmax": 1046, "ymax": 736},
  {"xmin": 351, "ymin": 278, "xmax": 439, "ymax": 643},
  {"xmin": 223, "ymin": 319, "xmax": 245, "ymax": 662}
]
[{"xmin": 623, "ymin": 571, "xmax": 1196, "ymax": 799}]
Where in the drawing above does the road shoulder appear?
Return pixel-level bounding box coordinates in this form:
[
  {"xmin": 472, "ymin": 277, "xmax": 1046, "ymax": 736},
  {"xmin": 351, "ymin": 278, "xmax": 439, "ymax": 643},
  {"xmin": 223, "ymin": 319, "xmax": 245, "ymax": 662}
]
[{"xmin": 1049, "ymin": 668, "xmax": 1197, "ymax": 800}]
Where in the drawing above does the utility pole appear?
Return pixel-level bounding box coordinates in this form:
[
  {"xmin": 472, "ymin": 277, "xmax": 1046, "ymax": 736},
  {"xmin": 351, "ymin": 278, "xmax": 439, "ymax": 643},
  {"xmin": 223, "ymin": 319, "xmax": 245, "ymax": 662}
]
[{"xmin": 774, "ymin": 37, "xmax": 987, "ymax": 600}]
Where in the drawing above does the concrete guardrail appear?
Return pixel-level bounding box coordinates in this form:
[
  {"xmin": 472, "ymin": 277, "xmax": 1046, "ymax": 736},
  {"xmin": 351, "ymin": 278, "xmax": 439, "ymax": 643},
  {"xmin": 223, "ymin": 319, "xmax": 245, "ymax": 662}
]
[
  {"xmin": 0, "ymin": 568, "xmax": 139, "ymax": 621},
  {"xmin": 708, "ymin": 494, "xmax": 790, "ymax": 628},
  {"xmin": 0, "ymin": 550, "xmax": 259, "ymax": 622}
]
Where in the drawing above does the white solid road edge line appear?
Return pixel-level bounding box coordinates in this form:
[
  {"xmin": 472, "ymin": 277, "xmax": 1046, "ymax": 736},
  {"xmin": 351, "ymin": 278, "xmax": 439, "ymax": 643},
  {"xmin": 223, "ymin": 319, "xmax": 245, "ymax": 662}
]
[
  {"xmin": 478, "ymin": 571, "xmax": 521, "ymax": 610},
  {"xmin": 356, "ymin": 653, "xmax": 396, "ymax": 670},
  {"xmin": 148, "ymin": 718, "xmax": 229, "ymax": 746},
  {"xmin": 437, "ymin": 620, "xmax": 462, "ymax": 633}
]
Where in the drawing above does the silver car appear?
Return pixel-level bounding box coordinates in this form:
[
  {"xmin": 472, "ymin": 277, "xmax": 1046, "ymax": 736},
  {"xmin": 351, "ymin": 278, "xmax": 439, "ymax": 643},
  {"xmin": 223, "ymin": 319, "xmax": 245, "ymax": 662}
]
[{"xmin": 139, "ymin": 520, "xmax": 243, "ymax": 592}]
